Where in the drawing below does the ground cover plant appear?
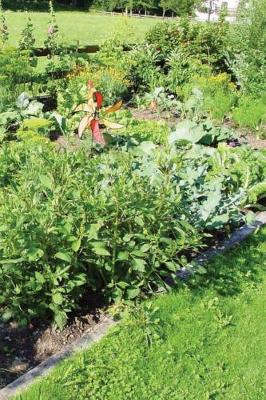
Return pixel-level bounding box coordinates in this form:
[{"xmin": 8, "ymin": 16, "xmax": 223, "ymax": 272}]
[{"xmin": 13, "ymin": 226, "xmax": 266, "ymax": 400}]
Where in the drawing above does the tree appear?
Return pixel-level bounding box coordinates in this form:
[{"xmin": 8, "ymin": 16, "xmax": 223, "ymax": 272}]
[{"xmin": 160, "ymin": 0, "xmax": 198, "ymax": 17}]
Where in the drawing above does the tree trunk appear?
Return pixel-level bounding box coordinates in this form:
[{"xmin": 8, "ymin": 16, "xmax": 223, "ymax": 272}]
[
  {"xmin": 163, "ymin": 8, "xmax": 166, "ymax": 18},
  {"xmin": 208, "ymin": 0, "xmax": 212, "ymax": 21},
  {"xmin": 125, "ymin": 6, "xmax": 128, "ymax": 16}
]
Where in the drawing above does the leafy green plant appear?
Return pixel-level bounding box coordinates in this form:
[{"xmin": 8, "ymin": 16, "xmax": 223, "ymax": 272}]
[
  {"xmin": 169, "ymin": 119, "xmax": 236, "ymax": 146},
  {"xmin": 232, "ymin": 95, "xmax": 266, "ymax": 131},
  {"xmin": 0, "ymin": 0, "xmax": 8, "ymax": 44},
  {"xmin": 227, "ymin": 0, "xmax": 266, "ymax": 95},
  {"xmin": 248, "ymin": 181, "xmax": 266, "ymax": 210},
  {"xmin": 122, "ymin": 43, "xmax": 163, "ymax": 92},
  {"xmin": 19, "ymin": 12, "xmax": 36, "ymax": 50},
  {"xmin": 44, "ymin": 0, "xmax": 59, "ymax": 56},
  {"xmin": 146, "ymin": 18, "xmax": 228, "ymax": 71},
  {"xmin": 0, "ymin": 47, "xmax": 36, "ymax": 110},
  {"xmin": 182, "ymin": 73, "xmax": 237, "ymax": 122},
  {"xmin": 166, "ymin": 51, "xmax": 212, "ymax": 94},
  {"xmin": 0, "ymin": 140, "xmax": 203, "ymax": 328},
  {"xmin": 118, "ymin": 118, "xmax": 170, "ymax": 145}
]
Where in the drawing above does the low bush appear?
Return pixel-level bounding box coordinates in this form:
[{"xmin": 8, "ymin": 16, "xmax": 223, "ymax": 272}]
[
  {"xmin": 227, "ymin": 0, "xmax": 266, "ymax": 96},
  {"xmin": 116, "ymin": 119, "xmax": 170, "ymax": 144},
  {"xmin": 166, "ymin": 51, "xmax": 212, "ymax": 94},
  {"xmin": 0, "ymin": 140, "xmax": 202, "ymax": 327}
]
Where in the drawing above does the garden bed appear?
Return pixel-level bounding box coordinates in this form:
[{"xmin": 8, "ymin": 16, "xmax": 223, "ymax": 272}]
[
  {"xmin": 1, "ymin": 212, "xmax": 265, "ymax": 392},
  {"xmin": 0, "ymin": 5, "xmax": 265, "ymax": 397},
  {"xmin": 0, "ymin": 294, "xmax": 106, "ymax": 389},
  {"xmin": 3, "ymin": 225, "xmax": 266, "ymax": 400}
]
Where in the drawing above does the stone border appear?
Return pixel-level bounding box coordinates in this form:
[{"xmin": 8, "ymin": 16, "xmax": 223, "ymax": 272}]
[
  {"xmin": 195, "ymin": 212, "xmax": 266, "ymax": 265},
  {"xmin": 1, "ymin": 211, "xmax": 265, "ymax": 400},
  {"xmin": 0, "ymin": 317, "xmax": 115, "ymax": 400}
]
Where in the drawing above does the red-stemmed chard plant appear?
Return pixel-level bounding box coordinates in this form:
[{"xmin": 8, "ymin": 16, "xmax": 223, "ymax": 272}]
[{"xmin": 74, "ymin": 80, "xmax": 124, "ymax": 145}]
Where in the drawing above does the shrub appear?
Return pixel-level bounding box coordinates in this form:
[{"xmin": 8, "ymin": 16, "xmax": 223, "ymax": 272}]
[
  {"xmin": 166, "ymin": 51, "xmax": 212, "ymax": 94},
  {"xmin": 0, "ymin": 47, "xmax": 35, "ymax": 110},
  {"xmin": 0, "ymin": 140, "xmax": 202, "ymax": 327},
  {"xmin": 0, "ymin": 119, "xmax": 264, "ymax": 328},
  {"xmin": 227, "ymin": 0, "xmax": 266, "ymax": 95},
  {"xmin": 146, "ymin": 18, "xmax": 229, "ymax": 71},
  {"xmin": 122, "ymin": 44, "xmax": 164, "ymax": 93}
]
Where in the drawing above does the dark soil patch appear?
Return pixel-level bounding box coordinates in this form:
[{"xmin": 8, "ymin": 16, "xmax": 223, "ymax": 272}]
[{"xmin": 0, "ymin": 294, "xmax": 106, "ymax": 389}]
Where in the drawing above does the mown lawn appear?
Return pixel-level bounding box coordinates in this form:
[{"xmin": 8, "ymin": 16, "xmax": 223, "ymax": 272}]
[
  {"xmin": 6, "ymin": 11, "xmax": 158, "ymax": 47},
  {"xmin": 15, "ymin": 227, "xmax": 266, "ymax": 400}
]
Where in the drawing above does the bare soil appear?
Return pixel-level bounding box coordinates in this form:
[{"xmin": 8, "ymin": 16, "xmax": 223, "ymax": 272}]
[
  {"xmin": 244, "ymin": 133, "xmax": 266, "ymax": 149},
  {"xmin": 0, "ymin": 294, "xmax": 106, "ymax": 389}
]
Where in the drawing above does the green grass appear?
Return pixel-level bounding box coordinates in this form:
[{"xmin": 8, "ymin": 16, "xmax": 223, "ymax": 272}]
[
  {"xmin": 14, "ymin": 227, "xmax": 266, "ymax": 400},
  {"xmin": 6, "ymin": 11, "xmax": 158, "ymax": 47}
]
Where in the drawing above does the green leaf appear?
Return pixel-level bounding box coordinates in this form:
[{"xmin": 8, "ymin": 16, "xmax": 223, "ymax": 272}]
[
  {"xmin": 165, "ymin": 261, "xmax": 178, "ymax": 272},
  {"xmin": 132, "ymin": 258, "xmax": 146, "ymax": 272},
  {"xmin": 2, "ymin": 310, "xmax": 12, "ymax": 322},
  {"xmin": 127, "ymin": 287, "xmax": 141, "ymax": 299},
  {"xmin": 87, "ymin": 223, "xmax": 102, "ymax": 240},
  {"xmin": 0, "ymin": 257, "xmax": 24, "ymax": 264},
  {"xmin": 117, "ymin": 251, "xmax": 129, "ymax": 260},
  {"xmin": 39, "ymin": 175, "xmax": 53, "ymax": 190},
  {"xmin": 35, "ymin": 271, "xmax": 45, "ymax": 284},
  {"xmin": 135, "ymin": 216, "xmax": 144, "ymax": 226},
  {"xmin": 72, "ymin": 239, "xmax": 81, "ymax": 252},
  {"xmin": 91, "ymin": 242, "xmax": 110, "ymax": 256},
  {"xmin": 169, "ymin": 120, "xmax": 207, "ymax": 145},
  {"xmin": 52, "ymin": 292, "xmax": 64, "ymax": 305},
  {"xmin": 54, "ymin": 311, "xmax": 67, "ymax": 330},
  {"xmin": 197, "ymin": 266, "xmax": 207, "ymax": 275},
  {"xmin": 140, "ymin": 244, "xmax": 150, "ymax": 253},
  {"xmin": 54, "ymin": 252, "xmax": 71, "ymax": 263},
  {"xmin": 27, "ymin": 248, "xmax": 44, "ymax": 261},
  {"xmin": 0, "ymin": 225, "xmax": 8, "ymax": 232}
]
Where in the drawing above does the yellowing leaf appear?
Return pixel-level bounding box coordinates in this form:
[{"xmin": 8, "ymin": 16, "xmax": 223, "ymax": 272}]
[
  {"xmin": 105, "ymin": 100, "xmax": 123, "ymax": 113},
  {"xmin": 74, "ymin": 103, "xmax": 94, "ymax": 113},
  {"xmin": 101, "ymin": 120, "xmax": 124, "ymax": 130},
  {"xmin": 78, "ymin": 115, "xmax": 91, "ymax": 139}
]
